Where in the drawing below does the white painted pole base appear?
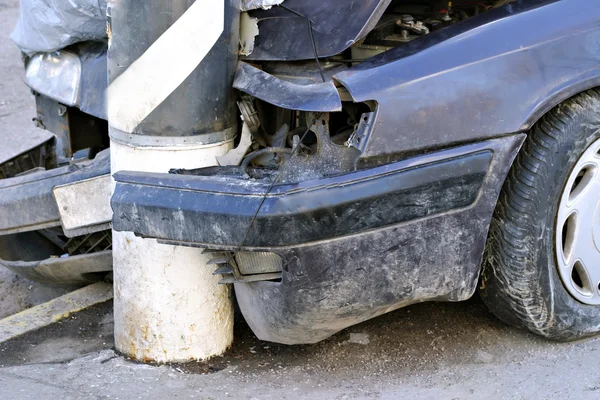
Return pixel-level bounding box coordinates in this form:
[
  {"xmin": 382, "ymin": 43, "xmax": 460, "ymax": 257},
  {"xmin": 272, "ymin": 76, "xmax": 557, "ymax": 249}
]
[{"xmin": 110, "ymin": 138, "xmax": 234, "ymax": 363}]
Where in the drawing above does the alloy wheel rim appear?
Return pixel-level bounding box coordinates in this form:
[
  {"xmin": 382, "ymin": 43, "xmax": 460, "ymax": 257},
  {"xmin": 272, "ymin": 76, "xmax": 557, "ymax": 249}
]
[{"xmin": 556, "ymin": 138, "xmax": 600, "ymax": 305}]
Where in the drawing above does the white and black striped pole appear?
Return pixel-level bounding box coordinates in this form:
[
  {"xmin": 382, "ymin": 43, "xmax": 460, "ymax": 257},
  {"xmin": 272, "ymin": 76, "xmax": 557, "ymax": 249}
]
[{"xmin": 107, "ymin": 0, "xmax": 239, "ymax": 362}]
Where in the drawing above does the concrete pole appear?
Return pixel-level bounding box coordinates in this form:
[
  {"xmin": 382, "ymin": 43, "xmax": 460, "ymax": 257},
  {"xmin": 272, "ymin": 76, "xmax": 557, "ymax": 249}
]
[{"xmin": 107, "ymin": 0, "xmax": 239, "ymax": 362}]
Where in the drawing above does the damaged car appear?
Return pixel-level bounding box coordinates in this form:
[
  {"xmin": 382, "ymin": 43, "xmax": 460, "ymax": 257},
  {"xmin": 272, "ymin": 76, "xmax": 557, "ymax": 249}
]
[
  {"xmin": 6, "ymin": 0, "xmax": 600, "ymax": 346},
  {"xmin": 1, "ymin": 0, "xmax": 112, "ymax": 285},
  {"xmin": 111, "ymin": 0, "xmax": 600, "ymax": 344}
]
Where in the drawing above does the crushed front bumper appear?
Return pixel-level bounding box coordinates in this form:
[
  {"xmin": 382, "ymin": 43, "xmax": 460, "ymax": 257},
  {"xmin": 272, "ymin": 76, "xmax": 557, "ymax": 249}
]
[
  {"xmin": 112, "ymin": 135, "xmax": 524, "ymax": 344},
  {"xmin": 0, "ymin": 151, "xmax": 112, "ymax": 285},
  {"xmin": 0, "ymin": 151, "xmax": 110, "ymax": 236}
]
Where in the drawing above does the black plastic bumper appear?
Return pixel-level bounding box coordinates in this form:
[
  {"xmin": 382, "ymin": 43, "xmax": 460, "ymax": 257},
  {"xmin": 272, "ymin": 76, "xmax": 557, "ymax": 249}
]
[
  {"xmin": 0, "ymin": 151, "xmax": 110, "ymax": 235},
  {"xmin": 112, "ymin": 135, "xmax": 524, "ymax": 344},
  {"xmin": 113, "ymin": 144, "xmax": 493, "ymax": 248}
]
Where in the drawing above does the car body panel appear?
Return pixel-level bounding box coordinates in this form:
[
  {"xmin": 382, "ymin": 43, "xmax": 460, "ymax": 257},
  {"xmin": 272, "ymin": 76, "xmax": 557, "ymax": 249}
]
[
  {"xmin": 243, "ymin": 0, "xmax": 391, "ymax": 61},
  {"xmin": 110, "ymin": 0, "xmax": 600, "ymax": 343},
  {"xmin": 334, "ymin": 0, "xmax": 600, "ymax": 158},
  {"xmin": 233, "ymin": 61, "xmax": 343, "ymax": 112}
]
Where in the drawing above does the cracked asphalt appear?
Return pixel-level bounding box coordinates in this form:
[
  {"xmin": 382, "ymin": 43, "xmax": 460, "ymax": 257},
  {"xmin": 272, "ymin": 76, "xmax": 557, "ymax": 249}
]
[{"xmin": 2, "ymin": 0, "xmax": 600, "ymax": 399}]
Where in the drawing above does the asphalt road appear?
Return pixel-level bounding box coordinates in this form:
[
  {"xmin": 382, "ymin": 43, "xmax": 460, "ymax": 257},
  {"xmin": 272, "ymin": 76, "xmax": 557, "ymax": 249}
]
[
  {"xmin": 1, "ymin": 0, "xmax": 600, "ymax": 399},
  {"xmin": 2, "ymin": 298, "xmax": 600, "ymax": 399},
  {"xmin": 0, "ymin": 0, "xmax": 75, "ymax": 318},
  {"xmin": 0, "ymin": 0, "xmax": 53, "ymax": 164}
]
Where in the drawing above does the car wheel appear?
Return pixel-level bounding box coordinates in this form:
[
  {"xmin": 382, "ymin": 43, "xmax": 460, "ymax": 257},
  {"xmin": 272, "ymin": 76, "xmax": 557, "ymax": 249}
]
[{"xmin": 480, "ymin": 89, "xmax": 600, "ymax": 340}]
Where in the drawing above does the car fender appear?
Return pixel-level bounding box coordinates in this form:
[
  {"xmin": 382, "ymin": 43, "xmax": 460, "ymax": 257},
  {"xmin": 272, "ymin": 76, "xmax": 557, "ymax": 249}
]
[{"xmin": 334, "ymin": 0, "xmax": 600, "ymax": 158}]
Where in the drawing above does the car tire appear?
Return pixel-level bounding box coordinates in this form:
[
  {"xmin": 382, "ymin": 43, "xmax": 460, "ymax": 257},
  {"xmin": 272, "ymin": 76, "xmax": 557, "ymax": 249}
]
[{"xmin": 480, "ymin": 89, "xmax": 600, "ymax": 340}]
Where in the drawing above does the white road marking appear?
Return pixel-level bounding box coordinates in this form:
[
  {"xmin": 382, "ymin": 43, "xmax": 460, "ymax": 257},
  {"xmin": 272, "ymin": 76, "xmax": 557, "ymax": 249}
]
[
  {"xmin": 0, "ymin": 283, "xmax": 113, "ymax": 344},
  {"xmin": 108, "ymin": 0, "xmax": 224, "ymax": 134}
]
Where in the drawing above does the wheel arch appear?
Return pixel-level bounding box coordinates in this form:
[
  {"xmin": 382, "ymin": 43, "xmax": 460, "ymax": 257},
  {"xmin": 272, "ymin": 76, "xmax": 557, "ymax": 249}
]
[
  {"xmin": 479, "ymin": 87, "xmax": 600, "ymax": 340},
  {"xmin": 522, "ymin": 75, "xmax": 600, "ymax": 133}
]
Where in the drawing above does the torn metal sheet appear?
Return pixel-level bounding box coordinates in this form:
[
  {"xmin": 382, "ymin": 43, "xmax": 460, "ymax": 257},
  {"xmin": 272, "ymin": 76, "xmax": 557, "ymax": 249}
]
[
  {"xmin": 240, "ymin": 0, "xmax": 284, "ymax": 12},
  {"xmin": 233, "ymin": 61, "xmax": 342, "ymax": 112},
  {"xmin": 53, "ymin": 174, "xmax": 112, "ymax": 238}
]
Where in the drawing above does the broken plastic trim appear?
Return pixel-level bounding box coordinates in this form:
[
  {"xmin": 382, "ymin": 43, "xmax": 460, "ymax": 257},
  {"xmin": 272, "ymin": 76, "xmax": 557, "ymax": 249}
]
[
  {"xmin": 205, "ymin": 250, "xmax": 282, "ymax": 284},
  {"xmin": 0, "ymin": 251, "xmax": 112, "ymax": 286}
]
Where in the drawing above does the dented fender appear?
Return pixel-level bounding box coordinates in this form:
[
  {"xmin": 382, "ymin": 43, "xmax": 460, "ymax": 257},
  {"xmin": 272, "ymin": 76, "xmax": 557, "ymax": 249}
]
[{"xmin": 233, "ymin": 61, "xmax": 342, "ymax": 112}]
